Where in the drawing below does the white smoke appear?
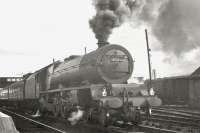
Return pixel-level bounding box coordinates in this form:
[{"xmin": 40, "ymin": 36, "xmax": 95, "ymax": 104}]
[
  {"xmin": 31, "ymin": 109, "xmax": 41, "ymax": 118},
  {"xmin": 128, "ymin": 0, "xmax": 200, "ymax": 58},
  {"xmin": 133, "ymin": 0, "xmax": 200, "ymax": 74},
  {"xmin": 67, "ymin": 107, "xmax": 84, "ymax": 125}
]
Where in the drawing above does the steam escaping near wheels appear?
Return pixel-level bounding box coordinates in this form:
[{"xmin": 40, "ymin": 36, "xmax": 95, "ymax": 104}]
[
  {"xmin": 67, "ymin": 106, "xmax": 84, "ymax": 125},
  {"xmin": 31, "ymin": 109, "xmax": 41, "ymax": 118}
]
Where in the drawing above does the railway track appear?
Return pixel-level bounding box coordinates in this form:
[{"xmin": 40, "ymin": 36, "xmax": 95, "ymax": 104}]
[
  {"xmin": 0, "ymin": 107, "xmax": 111, "ymax": 133},
  {"xmin": 152, "ymin": 109, "xmax": 200, "ymax": 121},
  {"xmin": 0, "ymin": 107, "xmax": 67, "ymax": 133},
  {"xmin": 138, "ymin": 124, "xmax": 181, "ymax": 133},
  {"xmin": 148, "ymin": 106, "xmax": 200, "ymax": 133},
  {"xmin": 153, "ymin": 106, "xmax": 200, "ymax": 116},
  {"xmin": 152, "ymin": 107, "xmax": 200, "ymax": 124},
  {"xmin": 1, "ymin": 106, "xmax": 196, "ymax": 133},
  {"xmin": 107, "ymin": 124, "xmax": 182, "ymax": 133},
  {"xmin": 141, "ymin": 119, "xmax": 200, "ymax": 133}
]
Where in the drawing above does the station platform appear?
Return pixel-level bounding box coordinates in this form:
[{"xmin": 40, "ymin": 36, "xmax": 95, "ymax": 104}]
[{"xmin": 0, "ymin": 112, "xmax": 19, "ymax": 133}]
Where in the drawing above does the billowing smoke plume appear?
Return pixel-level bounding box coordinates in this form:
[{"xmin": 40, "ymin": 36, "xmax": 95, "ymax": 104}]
[
  {"xmin": 89, "ymin": 0, "xmax": 134, "ymax": 47},
  {"xmin": 131, "ymin": 0, "xmax": 200, "ymax": 75},
  {"xmin": 151, "ymin": 0, "xmax": 200, "ymax": 56},
  {"xmin": 130, "ymin": 0, "xmax": 200, "ymax": 57},
  {"xmin": 90, "ymin": 0, "xmax": 200, "ymax": 57}
]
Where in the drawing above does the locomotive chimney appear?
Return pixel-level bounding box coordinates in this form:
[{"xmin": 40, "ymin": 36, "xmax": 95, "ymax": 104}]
[{"xmin": 97, "ymin": 40, "xmax": 109, "ymax": 48}]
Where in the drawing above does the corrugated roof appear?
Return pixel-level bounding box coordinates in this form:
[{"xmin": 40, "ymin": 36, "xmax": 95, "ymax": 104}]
[{"xmin": 191, "ymin": 66, "xmax": 200, "ymax": 77}]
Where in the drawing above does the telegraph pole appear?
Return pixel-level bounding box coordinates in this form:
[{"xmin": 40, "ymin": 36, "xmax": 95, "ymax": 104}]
[
  {"xmin": 84, "ymin": 47, "xmax": 87, "ymax": 55},
  {"xmin": 145, "ymin": 29, "xmax": 152, "ymax": 91}
]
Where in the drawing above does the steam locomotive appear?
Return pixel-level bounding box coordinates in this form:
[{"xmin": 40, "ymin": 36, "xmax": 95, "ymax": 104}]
[{"xmin": 0, "ymin": 43, "xmax": 161, "ymax": 126}]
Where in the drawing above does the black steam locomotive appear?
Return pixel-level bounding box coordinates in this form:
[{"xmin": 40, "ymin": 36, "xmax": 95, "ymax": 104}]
[{"xmin": 0, "ymin": 43, "xmax": 161, "ymax": 126}]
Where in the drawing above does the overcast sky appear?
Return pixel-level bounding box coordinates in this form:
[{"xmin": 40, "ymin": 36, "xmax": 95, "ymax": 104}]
[{"xmin": 0, "ymin": 0, "xmax": 199, "ymax": 81}]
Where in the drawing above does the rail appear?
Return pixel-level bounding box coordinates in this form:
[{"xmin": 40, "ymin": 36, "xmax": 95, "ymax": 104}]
[
  {"xmin": 138, "ymin": 124, "xmax": 181, "ymax": 133},
  {"xmin": 0, "ymin": 107, "xmax": 67, "ymax": 133}
]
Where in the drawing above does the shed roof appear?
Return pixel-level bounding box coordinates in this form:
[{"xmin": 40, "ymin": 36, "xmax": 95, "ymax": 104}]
[{"xmin": 191, "ymin": 66, "xmax": 200, "ymax": 77}]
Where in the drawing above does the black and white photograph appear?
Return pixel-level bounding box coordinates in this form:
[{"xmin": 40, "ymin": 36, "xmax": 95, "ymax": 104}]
[{"xmin": 0, "ymin": 0, "xmax": 200, "ymax": 133}]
